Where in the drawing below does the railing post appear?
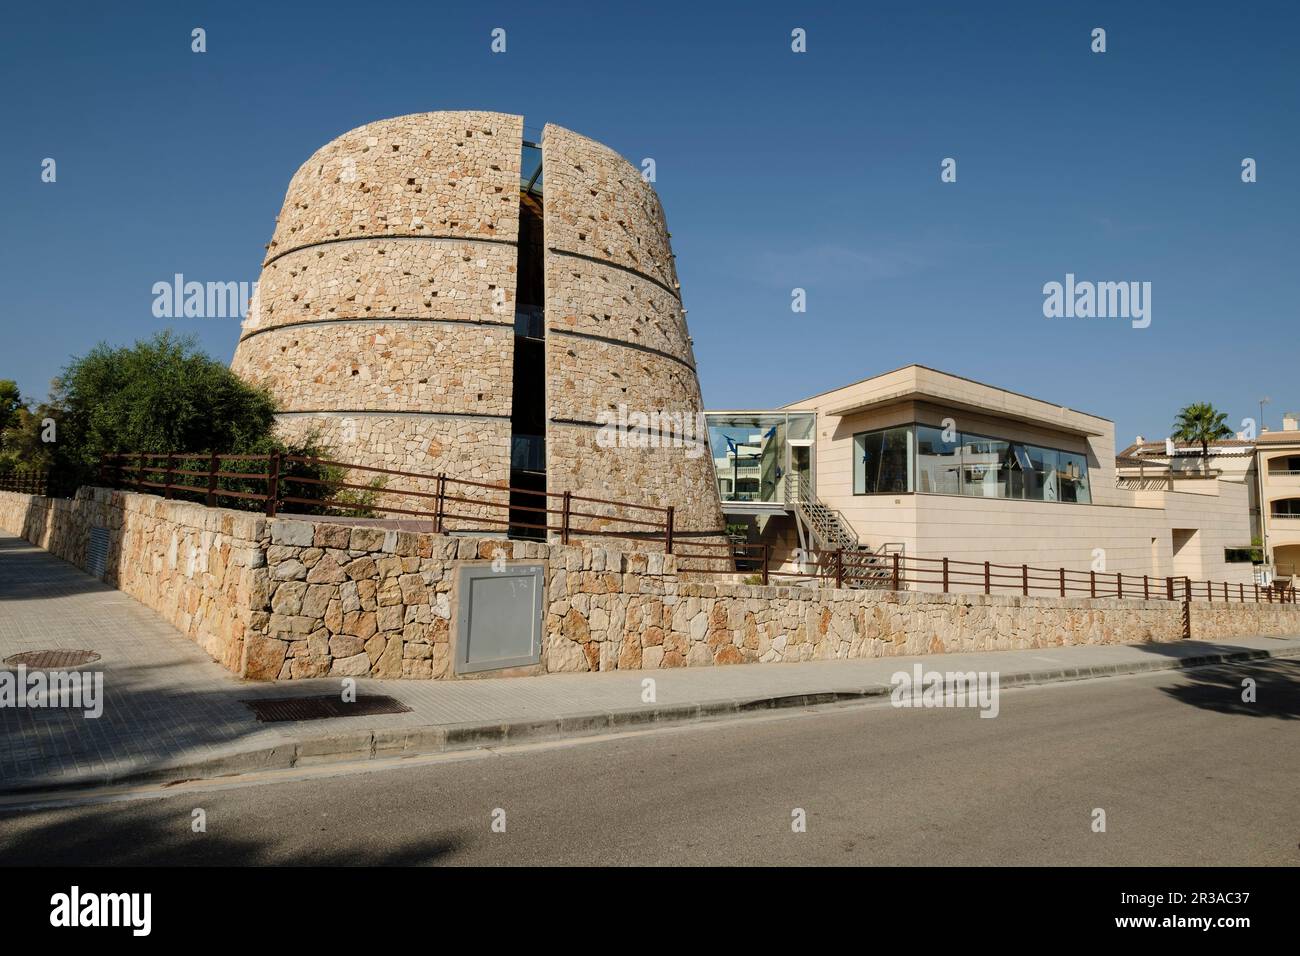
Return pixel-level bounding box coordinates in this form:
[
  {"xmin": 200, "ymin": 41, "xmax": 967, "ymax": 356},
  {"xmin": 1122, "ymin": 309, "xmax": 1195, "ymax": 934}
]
[
  {"xmin": 1223, "ymin": 582, "xmax": 1229, "ymax": 602},
  {"xmin": 1254, "ymin": 582, "xmax": 1260, "ymax": 603},
  {"xmin": 834, "ymin": 548, "xmax": 844, "ymax": 589},
  {"xmin": 1143, "ymin": 574, "xmax": 1149, "ymax": 600},
  {"xmin": 942, "ymin": 557, "xmax": 950, "ymax": 592},
  {"xmin": 433, "ymin": 474, "xmax": 446, "ymax": 533},
  {"xmin": 264, "ymin": 451, "xmax": 281, "ymax": 517},
  {"xmin": 206, "ymin": 452, "xmax": 219, "ymax": 507},
  {"xmin": 1184, "ymin": 577, "xmax": 1191, "ymax": 604},
  {"xmin": 112, "ymin": 454, "xmax": 122, "ymax": 491},
  {"xmin": 761, "ymin": 544, "xmax": 770, "ymax": 586},
  {"xmin": 1116, "ymin": 572, "xmax": 1123, "ymax": 600},
  {"xmin": 892, "ymin": 551, "xmax": 900, "ymax": 591},
  {"xmin": 164, "ymin": 452, "xmax": 175, "ymax": 499},
  {"xmin": 1166, "ymin": 576, "xmax": 1174, "ymax": 601},
  {"xmin": 1090, "ymin": 570, "xmax": 1096, "ymax": 599},
  {"xmin": 136, "ymin": 452, "xmax": 146, "ymax": 492},
  {"xmin": 1059, "ymin": 567, "xmax": 1065, "ymax": 598},
  {"xmin": 1238, "ymin": 583, "xmax": 1244, "ymax": 603},
  {"xmin": 983, "ymin": 561, "xmax": 990, "ymax": 595},
  {"xmin": 1022, "ymin": 564, "xmax": 1028, "ymax": 596},
  {"xmin": 562, "ymin": 491, "xmax": 572, "ymax": 545},
  {"xmin": 664, "ymin": 506, "xmax": 674, "ymax": 555}
]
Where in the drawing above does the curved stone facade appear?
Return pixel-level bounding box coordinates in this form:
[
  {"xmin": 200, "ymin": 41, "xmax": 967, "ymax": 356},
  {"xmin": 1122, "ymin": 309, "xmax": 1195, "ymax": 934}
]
[
  {"xmin": 232, "ymin": 111, "xmax": 522, "ymax": 517},
  {"xmin": 541, "ymin": 123, "xmax": 722, "ymax": 539},
  {"xmin": 231, "ymin": 111, "xmax": 724, "ymax": 542}
]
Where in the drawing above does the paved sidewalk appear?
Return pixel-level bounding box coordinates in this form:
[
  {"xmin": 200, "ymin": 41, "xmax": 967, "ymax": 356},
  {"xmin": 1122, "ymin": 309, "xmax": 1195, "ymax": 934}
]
[{"xmin": 2, "ymin": 534, "xmax": 1298, "ymax": 795}]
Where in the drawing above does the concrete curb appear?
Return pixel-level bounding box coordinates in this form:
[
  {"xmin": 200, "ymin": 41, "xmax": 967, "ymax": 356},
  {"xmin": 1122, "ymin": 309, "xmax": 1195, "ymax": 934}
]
[{"xmin": 3, "ymin": 644, "xmax": 1296, "ymax": 799}]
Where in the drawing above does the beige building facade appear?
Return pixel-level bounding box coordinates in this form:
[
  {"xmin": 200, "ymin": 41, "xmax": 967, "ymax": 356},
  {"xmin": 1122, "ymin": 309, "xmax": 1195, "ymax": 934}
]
[
  {"xmin": 1116, "ymin": 412, "xmax": 1300, "ymax": 584},
  {"xmin": 708, "ymin": 366, "xmax": 1255, "ymax": 589},
  {"xmin": 1255, "ymin": 417, "xmax": 1300, "ymax": 581}
]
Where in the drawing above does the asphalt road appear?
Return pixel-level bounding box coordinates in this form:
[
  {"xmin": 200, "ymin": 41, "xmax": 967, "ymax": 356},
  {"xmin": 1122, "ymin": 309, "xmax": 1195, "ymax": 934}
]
[{"xmin": 2, "ymin": 659, "xmax": 1297, "ymax": 866}]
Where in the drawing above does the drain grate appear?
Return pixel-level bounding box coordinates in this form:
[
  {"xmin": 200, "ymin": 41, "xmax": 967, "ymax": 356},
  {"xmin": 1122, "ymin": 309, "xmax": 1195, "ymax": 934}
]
[
  {"xmin": 243, "ymin": 695, "xmax": 412, "ymax": 723},
  {"xmin": 4, "ymin": 649, "xmax": 102, "ymax": 669}
]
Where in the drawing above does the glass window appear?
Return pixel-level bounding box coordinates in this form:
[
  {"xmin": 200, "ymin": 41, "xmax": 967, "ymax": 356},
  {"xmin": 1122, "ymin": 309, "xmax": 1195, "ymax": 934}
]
[
  {"xmin": 960, "ymin": 436, "xmax": 1009, "ymax": 497},
  {"xmin": 1024, "ymin": 445, "xmax": 1059, "ymax": 501},
  {"xmin": 1058, "ymin": 452, "xmax": 1091, "ymax": 503},
  {"xmin": 708, "ymin": 415, "xmax": 780, "ymax": 503},
  {"xmin": 915, "ymin": 426, "xmax": 961, "ymax": 495},
  {"xmin": 907, "ymin": 424, "xmax": 1085, "ymax": 504},
  {"xmin": 855, "ymin": 426, "xmax": 913, "ymax": 494},
  {"xmin": 785, "ymin": 412, "xmax": 815, "ymax": 442}
]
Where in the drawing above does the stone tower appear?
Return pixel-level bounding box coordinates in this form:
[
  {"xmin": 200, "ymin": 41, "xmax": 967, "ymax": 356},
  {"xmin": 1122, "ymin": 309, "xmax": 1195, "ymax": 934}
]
[{"xmin": 231, "ymin": 111, "xmax": 724, "ymax": 544}]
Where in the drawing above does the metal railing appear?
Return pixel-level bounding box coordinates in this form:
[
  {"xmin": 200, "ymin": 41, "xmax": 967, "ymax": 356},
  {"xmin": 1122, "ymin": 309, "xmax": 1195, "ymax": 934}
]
[
  {"xmin": 0, "ymin": 468, "xmax": 49, "ymax": 495},
  {"xmin": 96, "ymin": 451, "xmax": 676, "ymax": 551},
  {"xmin": 674, "ymin": 542, "xmax": 1298, "ymax": 604}
]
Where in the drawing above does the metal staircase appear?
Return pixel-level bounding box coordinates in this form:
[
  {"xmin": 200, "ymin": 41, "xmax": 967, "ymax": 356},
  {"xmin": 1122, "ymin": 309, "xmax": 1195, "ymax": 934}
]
[
  {"xmin": 783, "ymin": 474, "xmax": 905, "ymax": 589},
  {"xmin": 785, "ymin": 473, "xmax": 857, "ymax": 552},
  {"xmin": 853, "ymin": 541, "xmax": 905, "ymax": 589}
]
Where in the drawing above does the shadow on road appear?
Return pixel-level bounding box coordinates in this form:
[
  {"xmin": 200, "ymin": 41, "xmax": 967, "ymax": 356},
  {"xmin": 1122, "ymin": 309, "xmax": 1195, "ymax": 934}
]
[
  {"xmin": 0, "ymin": 800, "xmax": 466, "ymax": 865},
  {"xmin": 1133, "ymin": 639, "xmax": 1300, "ymax": 720}
]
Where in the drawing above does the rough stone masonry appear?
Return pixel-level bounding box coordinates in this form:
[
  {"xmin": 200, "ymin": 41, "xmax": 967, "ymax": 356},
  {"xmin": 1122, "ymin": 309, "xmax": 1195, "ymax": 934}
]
[{"xmin": 4, "ymin": 488, "xmax": 1298, "ymax": 681}]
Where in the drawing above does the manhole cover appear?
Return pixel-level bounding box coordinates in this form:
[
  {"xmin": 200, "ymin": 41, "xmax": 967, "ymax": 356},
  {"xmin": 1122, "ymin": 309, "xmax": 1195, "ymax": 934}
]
[
  {"xmin": 3, "ymin": 649, "xmax": 102, "ymax": 669},
  {"xmin": 243, "ymin": 695, "xmax": 412, "ymax": 723}
]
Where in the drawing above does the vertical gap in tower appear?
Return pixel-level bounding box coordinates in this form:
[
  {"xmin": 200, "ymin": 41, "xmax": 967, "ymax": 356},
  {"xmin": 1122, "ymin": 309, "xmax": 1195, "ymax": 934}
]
[{"xmin": 509, "ymin": 140, "xmax": 546, "ymax": 540}]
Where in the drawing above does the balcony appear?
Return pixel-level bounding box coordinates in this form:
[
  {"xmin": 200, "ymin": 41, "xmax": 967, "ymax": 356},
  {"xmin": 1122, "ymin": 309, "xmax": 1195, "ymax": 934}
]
[{"xmin": 1265, "ymin": 469, "xmax": 1300, "ymax": 486}]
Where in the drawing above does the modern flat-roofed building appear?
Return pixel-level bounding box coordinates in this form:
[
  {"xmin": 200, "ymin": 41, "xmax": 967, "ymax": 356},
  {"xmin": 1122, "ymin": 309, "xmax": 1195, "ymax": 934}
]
[{"xmin": 706, "ymin": 365, "xmax": 1255, "ymax": 587}]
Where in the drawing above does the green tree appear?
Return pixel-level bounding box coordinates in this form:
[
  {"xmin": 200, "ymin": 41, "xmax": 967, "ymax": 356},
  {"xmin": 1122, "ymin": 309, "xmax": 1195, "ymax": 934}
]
[
  {"xmin": 1171, "ymin": 402, "xmax": 1234, "ymax": 460},
  {"xmin": 0, "ymin": 380, "xmax": 23, "ymax": 435},
  {"xmin": 0, "ymin": 402, "xmax": 61, "ymax": 472},
  {"xmin": 53, "ymin": 331, "xmax": 277, "ymax": 487},
  {"xmin": 5, "ymin": 331, "xmax": 382, "ymax": 515}
]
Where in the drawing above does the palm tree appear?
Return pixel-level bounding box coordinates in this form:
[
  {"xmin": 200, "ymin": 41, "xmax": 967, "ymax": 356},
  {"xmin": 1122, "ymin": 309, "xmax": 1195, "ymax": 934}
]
[{"xmin": 1171, "ymin": 402, "xmax": 1234, "ymax": 461}]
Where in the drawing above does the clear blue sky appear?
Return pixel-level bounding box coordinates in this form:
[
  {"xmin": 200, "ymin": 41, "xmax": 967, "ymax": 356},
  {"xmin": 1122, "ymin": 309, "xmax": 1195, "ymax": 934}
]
[{"xmin": 2, "ymin": 0, "xmax": 1296, "ymax": 447}]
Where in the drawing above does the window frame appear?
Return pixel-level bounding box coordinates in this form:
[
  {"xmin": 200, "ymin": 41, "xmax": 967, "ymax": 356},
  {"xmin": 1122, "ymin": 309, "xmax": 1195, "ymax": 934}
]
[{"xmin": 851, "ymin": 421, "xmax": 1092, "ymax": 504}]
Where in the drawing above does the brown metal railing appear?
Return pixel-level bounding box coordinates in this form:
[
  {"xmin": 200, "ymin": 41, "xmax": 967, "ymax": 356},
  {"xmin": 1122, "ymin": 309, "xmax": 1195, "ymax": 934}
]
[
  {"xmin": 96, "ymin": 451, "xmax": 676, "ymax": 551},
  {"xmin": 0, "ymin": 469, "xmax": 49, "ymax": 496},
  {"xmin": 675, "ymin": 542, "xmax": 1298, "ymax": 605}
]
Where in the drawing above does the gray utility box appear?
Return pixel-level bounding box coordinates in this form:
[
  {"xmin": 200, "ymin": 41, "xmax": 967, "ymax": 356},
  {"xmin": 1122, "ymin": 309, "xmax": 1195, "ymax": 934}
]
[{"xmin": 454, "ymin": 563, "xmax": 545, "ymax": 674}]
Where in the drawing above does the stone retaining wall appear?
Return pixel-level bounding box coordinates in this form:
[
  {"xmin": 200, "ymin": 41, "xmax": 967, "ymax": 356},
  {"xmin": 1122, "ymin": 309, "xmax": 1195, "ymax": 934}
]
[
  {"xmin": 0, "ymin": 488, "xmax": 262, "ymax": 673},
  {"xmin": 3, "ymin": 489, "xmax": 1297, "ymax": 681}
]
